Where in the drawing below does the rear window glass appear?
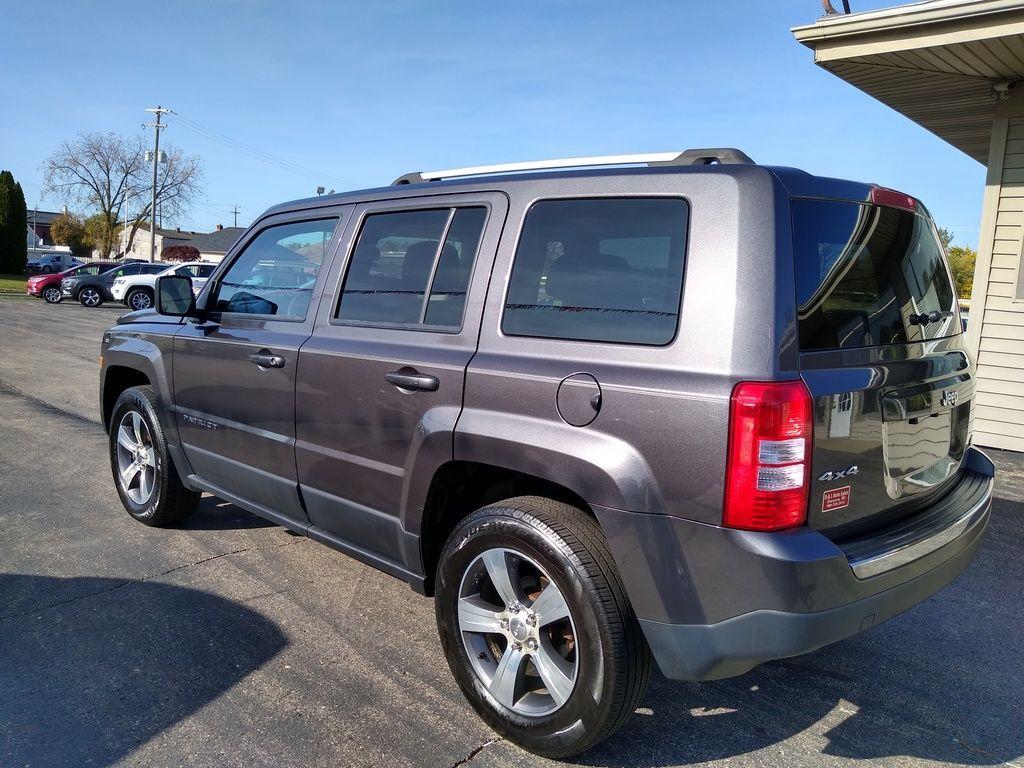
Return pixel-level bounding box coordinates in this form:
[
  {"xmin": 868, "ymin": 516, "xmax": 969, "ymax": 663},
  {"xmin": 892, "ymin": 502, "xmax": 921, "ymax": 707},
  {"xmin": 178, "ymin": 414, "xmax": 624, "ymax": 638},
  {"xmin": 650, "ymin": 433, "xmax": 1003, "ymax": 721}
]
[
  {"xmin": 502, "ymin": 198, "xmax": 688, "ymax": 345},
  {"xmin": 793, "ymin": 199, "xmax": 959, "ymax": 351}
]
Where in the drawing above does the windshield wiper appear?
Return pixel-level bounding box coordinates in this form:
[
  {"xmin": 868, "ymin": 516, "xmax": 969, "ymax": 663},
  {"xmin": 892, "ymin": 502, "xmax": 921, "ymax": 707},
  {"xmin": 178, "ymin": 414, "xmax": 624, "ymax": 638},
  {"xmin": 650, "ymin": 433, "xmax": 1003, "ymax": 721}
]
[{"xmin": 909, "ymin": 309, "xmax": 953, "ymax": 326}]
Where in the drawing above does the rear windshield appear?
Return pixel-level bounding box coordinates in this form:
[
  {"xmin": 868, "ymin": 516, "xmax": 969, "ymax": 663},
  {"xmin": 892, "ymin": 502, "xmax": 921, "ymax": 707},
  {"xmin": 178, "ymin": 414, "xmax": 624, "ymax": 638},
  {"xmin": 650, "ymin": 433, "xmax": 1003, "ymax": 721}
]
[{"xmin": 792, "ymin": 199, "xmax": 959, "ymax": 351}]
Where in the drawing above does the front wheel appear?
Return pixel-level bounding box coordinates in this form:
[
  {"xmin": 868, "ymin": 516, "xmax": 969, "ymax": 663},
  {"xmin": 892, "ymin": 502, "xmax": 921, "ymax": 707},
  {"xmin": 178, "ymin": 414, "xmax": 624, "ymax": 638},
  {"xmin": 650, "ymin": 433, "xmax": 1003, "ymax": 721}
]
[
  {"xmin": 125, "ymin": 287, "xmax": 153, "ymax": 311},
  {"xmin": 42, "ymin": 286, "xmax": 62, "ymax": 304},
  {"xmin": 435, "ymin": 497, "xmax": 650, "ymax": 758},
  {"xmin": 109, "ymin": 386, "xmax": 200, "ymax": 526},
  {"xmin": 78, "ymin": 287, "xmax": 103, "ymax": 307}
]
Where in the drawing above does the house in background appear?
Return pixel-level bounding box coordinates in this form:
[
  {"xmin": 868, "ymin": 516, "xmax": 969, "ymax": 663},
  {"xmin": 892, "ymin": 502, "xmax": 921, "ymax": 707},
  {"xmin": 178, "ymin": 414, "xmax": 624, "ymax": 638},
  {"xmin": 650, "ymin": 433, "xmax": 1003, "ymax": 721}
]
[
  {"xmin": 189, "ymin": 224, "xmax": 246, "ymax": 263},
  {"xmin": 794, "ymin": 0, "xmax": 1024, "ymax": 453},
  {"xmin": 118, "ymin": 224, "xmax": 200, "ymax": 261},
  {"xmin": 25, "ymin": 209, "xmax": 64, "ymax": 247}
]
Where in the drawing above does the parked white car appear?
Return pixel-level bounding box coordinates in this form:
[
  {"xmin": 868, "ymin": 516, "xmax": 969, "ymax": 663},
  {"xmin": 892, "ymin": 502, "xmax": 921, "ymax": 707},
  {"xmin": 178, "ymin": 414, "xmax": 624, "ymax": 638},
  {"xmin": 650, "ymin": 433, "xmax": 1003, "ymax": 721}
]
[{"xmin": 112, "ymin": 261, "xmax": 217, "ymax": 311}]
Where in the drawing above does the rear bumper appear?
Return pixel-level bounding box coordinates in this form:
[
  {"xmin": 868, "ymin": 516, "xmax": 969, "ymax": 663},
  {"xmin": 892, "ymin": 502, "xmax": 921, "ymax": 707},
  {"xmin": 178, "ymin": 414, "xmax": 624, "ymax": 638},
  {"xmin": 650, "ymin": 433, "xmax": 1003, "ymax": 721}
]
[{"xmin": 595, "ymin": 447, "xmax": 994, "ymax": 681}]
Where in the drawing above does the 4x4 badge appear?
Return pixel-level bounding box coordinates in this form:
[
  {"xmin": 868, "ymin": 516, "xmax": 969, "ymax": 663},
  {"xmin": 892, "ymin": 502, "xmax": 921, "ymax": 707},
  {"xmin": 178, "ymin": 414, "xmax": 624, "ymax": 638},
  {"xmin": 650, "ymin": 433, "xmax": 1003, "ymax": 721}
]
[{"xmin": 818, "ymin": 465, "xmax": 858, "ymax": 483}]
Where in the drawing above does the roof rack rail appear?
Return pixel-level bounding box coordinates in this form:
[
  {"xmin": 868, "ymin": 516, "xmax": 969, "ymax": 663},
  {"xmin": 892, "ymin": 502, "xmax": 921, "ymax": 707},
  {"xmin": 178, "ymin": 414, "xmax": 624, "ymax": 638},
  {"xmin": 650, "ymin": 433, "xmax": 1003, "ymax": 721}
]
[{"xmin": 391, "ymin": 147, "xmax": 755, "ymax": 185}]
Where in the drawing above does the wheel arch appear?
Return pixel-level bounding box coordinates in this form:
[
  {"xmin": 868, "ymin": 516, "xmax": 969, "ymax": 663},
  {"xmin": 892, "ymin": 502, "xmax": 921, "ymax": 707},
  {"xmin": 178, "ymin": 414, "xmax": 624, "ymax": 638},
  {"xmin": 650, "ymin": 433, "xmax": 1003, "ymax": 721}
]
[
  {"xmin": 101, "ymin": 365, "xmax": 152, "ymax": 431},
  {"xmin": 416, "ymin": 460, "xmax": 597, "ymax": 596}
]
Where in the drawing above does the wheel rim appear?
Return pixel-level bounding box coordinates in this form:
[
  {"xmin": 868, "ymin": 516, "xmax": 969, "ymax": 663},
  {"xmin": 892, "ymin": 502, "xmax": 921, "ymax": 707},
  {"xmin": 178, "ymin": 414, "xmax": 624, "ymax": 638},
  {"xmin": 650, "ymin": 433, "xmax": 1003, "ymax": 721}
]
[
  {"xmin": 82, "ymin": 289, "xmax": 100, "ymax": 306},
  {"xmin": 457, "ymin": 547, "xmax": 579, "ymax": 717},
  {"xmin": 129, "ymin": 291, "xmax": 151, "ymax": 310},
  {"xmin": 115, "ymin": 410, "xmax": 157, "ymax": 505},
  {"xmin": 44, "ymin": 287, "xmax": 60, "ymax": 302}
]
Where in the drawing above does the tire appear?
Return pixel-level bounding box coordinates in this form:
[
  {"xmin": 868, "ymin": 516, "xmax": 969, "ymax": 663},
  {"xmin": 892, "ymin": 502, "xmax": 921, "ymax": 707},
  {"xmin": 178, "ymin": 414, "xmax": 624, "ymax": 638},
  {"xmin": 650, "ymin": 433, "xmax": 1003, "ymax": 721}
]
[
  {"xmin": 125, "ymin": 287, "xmax": 154, "ymax": 311},
  {"xmin": 78, "ymin": 286, "xmax": 103, "ymax": 307},
  {"xmin": 42, "ymin": 286, "xmax": 62, "ymax": 304},
  {"xmin": 109, "ymin": 385, "xmax": 200, "ymax": 526},
  {"xmin": 41, "ymin": 266, "xmax": 53, "ymax": 274},
  {"xmin": 435, "ymin": 496, "xmax": 650, "ymax": 758}
]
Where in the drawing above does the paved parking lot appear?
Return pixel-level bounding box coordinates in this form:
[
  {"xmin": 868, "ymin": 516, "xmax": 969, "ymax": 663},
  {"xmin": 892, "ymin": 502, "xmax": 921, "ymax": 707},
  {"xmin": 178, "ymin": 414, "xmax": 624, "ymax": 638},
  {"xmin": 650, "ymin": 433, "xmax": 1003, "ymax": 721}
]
[{"xmin": 1, "ymin": 294, "xmax": 1022, "ymax": 768}]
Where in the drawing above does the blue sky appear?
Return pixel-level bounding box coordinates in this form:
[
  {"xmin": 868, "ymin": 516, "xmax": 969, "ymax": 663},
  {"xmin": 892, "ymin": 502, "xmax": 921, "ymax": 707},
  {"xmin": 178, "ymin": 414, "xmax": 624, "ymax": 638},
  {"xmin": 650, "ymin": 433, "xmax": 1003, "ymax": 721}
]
[{"xmin": 2, "ymin": 0, "xmax": 984, "ymax": 245}]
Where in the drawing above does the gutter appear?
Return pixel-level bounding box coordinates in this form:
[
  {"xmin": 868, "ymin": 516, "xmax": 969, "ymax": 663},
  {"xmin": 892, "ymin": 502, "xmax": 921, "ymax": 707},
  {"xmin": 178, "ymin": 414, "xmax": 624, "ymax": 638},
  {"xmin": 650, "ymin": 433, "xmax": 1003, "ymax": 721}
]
[{"xmin": 793, "ymin": 0, "xmax": 1024, "ymax": 45}]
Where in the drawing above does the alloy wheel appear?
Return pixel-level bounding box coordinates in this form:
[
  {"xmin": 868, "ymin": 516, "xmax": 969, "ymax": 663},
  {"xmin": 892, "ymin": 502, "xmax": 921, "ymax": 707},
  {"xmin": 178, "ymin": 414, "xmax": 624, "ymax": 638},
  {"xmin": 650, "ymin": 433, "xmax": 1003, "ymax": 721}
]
[
  {"xmin": 80, "ymin": 288, "xmax": 101, "ymax": 307},
  {"xmin": 115, "ymin": 410, "xmax": 157, "ymax": 505},
  {"xmin": 457, "ymin": 547, "xmax": 579, "ymax": 717},
  {"xmin": 128, "ymin": 291, "xmax": 152, "ymax": 311},
  {"xmin": 43, "ymin": 287, "xmax": 61, "ymax": 303}
]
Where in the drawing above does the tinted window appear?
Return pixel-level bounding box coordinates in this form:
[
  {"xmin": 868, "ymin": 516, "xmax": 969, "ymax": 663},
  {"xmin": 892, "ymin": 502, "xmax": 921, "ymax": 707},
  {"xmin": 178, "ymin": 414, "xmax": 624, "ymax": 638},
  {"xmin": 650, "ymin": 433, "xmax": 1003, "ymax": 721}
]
[
  {"xmin": 793, "ymin": 200, "xmax": 959, "ymax": 351},
  {"xmin": 214, "ymin": 218, "xmax": 337, "ymax": 318},
  {"xmin": 336, "ymin": 207, "xmax": 486, "ymax": 329},
  {"xmin": 175, "ymin": 263, "xmax": 214, "ymax": 278},
  {"xmin": 141, "ymin": 263, "xmax": 167, "ymax": 274},
  {"xmin": 79, "ymin": 265, "xmax": 104, "ymax": 275},
  {"xmin": 503, "ymin": 198, "xmax": 688, "ymax": 345}
]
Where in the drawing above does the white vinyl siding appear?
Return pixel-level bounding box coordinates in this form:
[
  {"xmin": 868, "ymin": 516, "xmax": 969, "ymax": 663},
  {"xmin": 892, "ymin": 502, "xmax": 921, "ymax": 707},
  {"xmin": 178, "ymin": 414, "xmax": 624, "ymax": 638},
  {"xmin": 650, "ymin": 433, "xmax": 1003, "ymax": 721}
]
[{"xmin": 971, "ymin": 117, "xmax": 1024, "ymax": 451}]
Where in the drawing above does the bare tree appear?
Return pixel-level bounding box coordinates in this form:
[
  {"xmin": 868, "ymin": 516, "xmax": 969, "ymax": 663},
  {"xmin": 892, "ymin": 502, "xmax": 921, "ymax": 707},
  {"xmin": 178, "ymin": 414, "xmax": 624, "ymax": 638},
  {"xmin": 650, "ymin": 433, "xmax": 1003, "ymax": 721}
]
[{"xmin": 43, "ymin": 132, "xmax": 203, "ymax": 258}]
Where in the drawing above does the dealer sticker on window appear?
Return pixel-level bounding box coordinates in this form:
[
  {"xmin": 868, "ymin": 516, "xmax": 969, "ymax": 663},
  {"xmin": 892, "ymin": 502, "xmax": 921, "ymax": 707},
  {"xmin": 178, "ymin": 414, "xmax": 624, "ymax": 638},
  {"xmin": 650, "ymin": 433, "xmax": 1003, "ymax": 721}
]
[{"xmin": 822, "ymin": 486, "xmax": 851, "ymax": 512}]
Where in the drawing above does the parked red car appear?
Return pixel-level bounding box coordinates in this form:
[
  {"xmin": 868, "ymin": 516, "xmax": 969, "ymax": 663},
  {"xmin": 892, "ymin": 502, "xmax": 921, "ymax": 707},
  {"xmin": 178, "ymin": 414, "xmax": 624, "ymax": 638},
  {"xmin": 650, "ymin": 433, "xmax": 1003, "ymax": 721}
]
[{"xmin": 27, "ymin": 261, "xmax": 119, "ymax": 304}]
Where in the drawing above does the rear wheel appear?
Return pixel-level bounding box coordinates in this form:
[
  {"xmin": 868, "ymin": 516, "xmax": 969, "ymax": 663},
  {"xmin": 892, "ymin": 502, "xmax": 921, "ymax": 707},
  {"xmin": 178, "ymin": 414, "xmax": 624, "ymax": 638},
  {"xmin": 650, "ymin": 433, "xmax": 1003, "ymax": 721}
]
[
  {"xmin": 42, "ymin": 286, "xmax": 62, "ymax": 304},
  {"xmin": 109, "ymin": 386, "xmax": 200, "ymax": 526},
  {"xmin": 79, "ymin": 287, "xmax": 103, "ymax": 307},
  {"xmin": 125, "ymin": 287, "xmax": 153, "ymax": 311},
  {"xmin": 435, "ymin": 496, "xmax": 650, "ymax": 758}
]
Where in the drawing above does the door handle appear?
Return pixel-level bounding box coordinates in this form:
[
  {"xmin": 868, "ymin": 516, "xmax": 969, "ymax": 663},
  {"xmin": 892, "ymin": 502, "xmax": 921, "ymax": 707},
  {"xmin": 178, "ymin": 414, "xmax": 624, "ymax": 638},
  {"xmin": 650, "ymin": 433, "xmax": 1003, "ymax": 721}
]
[
  {"xmin": 248, "ymin": 351, "xmax": 286, "ymax": 369},
  {"xmin": 385, "ymin": 371, "xmax": 439, "ymax": 392}
]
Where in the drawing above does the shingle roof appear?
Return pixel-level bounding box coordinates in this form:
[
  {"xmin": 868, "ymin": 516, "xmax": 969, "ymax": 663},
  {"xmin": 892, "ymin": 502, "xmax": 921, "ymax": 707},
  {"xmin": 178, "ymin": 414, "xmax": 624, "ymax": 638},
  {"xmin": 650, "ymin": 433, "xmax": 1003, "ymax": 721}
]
[{"xmin": 190, "ymin": 227, "xmax": 246, "ymax": 254}]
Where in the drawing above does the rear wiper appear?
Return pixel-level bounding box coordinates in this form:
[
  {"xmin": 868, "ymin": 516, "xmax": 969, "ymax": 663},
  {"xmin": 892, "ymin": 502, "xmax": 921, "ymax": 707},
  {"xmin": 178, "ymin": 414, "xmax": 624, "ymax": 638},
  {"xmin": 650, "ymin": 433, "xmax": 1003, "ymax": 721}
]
[{"xmin": 909, "ymin": 310, "xmax": 953, "ymax": 326}]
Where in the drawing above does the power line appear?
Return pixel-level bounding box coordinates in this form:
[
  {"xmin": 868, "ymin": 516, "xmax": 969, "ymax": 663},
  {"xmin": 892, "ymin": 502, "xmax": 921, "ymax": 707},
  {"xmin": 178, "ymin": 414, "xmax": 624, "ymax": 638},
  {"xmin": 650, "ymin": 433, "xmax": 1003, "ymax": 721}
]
[{"xmin": 170, "ymin": 112, "xmax": 349, "ymax": 187}]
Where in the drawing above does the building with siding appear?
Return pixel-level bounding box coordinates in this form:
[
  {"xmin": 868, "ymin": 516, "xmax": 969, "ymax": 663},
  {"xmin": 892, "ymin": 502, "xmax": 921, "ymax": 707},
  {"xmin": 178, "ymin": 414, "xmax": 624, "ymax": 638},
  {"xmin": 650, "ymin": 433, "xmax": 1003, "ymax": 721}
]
[{"xmin": 794, "ymin": 0, "xmax": 1024, "ymax": 453}]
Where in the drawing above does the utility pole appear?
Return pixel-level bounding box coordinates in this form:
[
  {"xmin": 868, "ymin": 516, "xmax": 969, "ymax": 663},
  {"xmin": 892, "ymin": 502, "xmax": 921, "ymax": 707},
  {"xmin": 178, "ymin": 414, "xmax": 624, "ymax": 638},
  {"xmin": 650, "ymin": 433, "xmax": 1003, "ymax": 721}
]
[
  {"xmin": 144, "ymin": 106, "xmax": 170, "ymax": 261},
  {"xmin": 232, "ymin": 204, "xmax": 239, "ymax": 228}
]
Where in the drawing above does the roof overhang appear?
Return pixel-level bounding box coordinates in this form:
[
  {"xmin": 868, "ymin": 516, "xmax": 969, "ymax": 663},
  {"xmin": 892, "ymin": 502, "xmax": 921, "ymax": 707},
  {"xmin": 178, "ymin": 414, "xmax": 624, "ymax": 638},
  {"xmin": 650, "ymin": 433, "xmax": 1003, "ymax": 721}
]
[{"xmin": 794, "ymin": 0, "xmax": 1024, "ymax": 162}]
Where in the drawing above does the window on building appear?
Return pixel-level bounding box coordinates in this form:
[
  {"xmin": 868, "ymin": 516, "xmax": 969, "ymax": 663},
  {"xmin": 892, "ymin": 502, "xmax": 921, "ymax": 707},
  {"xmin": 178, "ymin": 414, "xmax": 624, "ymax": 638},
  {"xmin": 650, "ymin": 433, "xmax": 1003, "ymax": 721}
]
[{"xmin": 502, "ymin": 198, "xmax": 689, "ymax": 345}]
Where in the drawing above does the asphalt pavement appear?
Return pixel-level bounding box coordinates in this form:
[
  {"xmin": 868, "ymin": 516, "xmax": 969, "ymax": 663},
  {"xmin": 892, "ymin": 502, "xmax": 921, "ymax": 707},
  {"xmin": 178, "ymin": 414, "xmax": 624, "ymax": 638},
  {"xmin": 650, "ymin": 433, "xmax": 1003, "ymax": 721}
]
[{"xmin": 1, "ymin": 294, "xmax": 1022, "ymax": 768}]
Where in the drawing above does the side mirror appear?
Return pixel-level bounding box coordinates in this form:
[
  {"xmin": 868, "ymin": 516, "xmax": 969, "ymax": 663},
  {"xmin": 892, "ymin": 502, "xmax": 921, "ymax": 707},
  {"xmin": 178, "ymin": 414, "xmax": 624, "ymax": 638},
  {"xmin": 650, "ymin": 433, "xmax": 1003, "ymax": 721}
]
[{"xmin": 156, "ymin": 275, "xmax": 195, "ymax": 316}]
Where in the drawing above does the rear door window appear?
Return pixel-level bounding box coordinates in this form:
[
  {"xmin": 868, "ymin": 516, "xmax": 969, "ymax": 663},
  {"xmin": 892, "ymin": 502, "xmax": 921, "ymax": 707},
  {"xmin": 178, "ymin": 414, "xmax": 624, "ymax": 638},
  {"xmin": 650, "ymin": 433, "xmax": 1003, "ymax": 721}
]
[
  {"xmin": 793, "ymin": 199, "xmax": 959, "ymax": 351},
  {"xmin": 502, "ymin": 198, "xmax": 688, "ymax": 345},
  {"xmin": 335, "ymin": 207, "xmax": 486, "ymax": 329}
]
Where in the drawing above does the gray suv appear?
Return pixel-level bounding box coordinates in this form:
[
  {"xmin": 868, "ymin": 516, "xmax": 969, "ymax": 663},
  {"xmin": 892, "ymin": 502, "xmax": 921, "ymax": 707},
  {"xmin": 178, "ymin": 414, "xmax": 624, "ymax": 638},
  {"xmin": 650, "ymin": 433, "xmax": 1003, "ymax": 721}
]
[{"xmin": 100, "ymin": 149, "xmax": 994, "ymax": 758}]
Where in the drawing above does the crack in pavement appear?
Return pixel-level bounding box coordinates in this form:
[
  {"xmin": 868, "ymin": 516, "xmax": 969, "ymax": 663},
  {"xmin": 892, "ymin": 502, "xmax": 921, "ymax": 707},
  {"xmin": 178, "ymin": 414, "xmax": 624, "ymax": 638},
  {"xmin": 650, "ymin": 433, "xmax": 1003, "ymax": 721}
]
[
  {"xmin": 0, "ymin": 377, "xmax": 101, "ymax": 427},
  {"xmin": 450, "ymin": 738, "xmax": 502, "ymax": 767},
  {"xmin": 0, "ymin": 538, "xmax": 309, "ymax": 624}
]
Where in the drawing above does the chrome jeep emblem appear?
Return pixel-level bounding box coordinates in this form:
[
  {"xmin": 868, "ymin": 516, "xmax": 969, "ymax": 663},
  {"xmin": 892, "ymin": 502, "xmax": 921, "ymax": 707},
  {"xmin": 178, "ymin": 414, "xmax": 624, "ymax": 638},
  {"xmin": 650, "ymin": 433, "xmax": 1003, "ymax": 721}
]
[
  {"xmin": 818, "ymin": 465, "xmax": 858, "ymax": 483},
  {"xmin": 940, "ymin": 389, "xmax": 959, "ymax": 408}
]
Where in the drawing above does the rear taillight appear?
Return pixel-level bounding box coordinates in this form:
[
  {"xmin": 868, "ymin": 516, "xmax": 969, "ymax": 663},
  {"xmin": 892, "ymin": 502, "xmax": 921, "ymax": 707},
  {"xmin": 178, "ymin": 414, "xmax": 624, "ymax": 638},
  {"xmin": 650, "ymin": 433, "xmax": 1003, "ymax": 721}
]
[{"xmin": 723, "ymin": 380, "xmax": 813, "ymax": 531}]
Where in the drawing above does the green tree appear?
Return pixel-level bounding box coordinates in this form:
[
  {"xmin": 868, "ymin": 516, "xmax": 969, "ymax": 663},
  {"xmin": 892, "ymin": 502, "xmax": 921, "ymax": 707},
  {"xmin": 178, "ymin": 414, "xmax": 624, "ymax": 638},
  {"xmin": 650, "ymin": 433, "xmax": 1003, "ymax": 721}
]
[
  {"xmin": 947, "ymin": 245, "xmax": 977, "ymax": 299},
  {"xmin": 0, "ymin": 170, "xmax": 28, "ymax": 273},
  {"xmin": 84, "ymin": 212, "xmax": 117, "ymax": 257},
  {"xmin": 934, "ymin": 226, "xmax": 955, "ymax": 252},
  {"xmin": 50, "ymin": 212, "xmax": 94, "ymax": 258}
]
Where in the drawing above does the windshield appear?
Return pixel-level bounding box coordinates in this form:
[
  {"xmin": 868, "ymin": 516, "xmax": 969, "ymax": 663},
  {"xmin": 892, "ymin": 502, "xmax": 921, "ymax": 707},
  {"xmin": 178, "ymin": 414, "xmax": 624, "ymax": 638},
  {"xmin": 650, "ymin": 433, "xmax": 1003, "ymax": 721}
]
[{"xmin": 792, "ymin": 199, "xmax": 959, "ymax": 351}]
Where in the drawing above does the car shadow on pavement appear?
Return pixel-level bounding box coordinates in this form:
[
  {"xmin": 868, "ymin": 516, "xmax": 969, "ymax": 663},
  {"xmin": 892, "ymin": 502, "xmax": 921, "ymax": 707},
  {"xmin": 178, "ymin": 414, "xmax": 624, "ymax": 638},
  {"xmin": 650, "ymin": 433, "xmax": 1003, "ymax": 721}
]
[
  {"xmin": 180, "ymin": 495, "xmax": 278, "ymax": 531},
  {"xmin": 0, "ymin": 574, "xmax": 288, "ymax": 768},
  {"xmin": 576, "ymin": 491, "xmax": 1024, "ymax": 768}
]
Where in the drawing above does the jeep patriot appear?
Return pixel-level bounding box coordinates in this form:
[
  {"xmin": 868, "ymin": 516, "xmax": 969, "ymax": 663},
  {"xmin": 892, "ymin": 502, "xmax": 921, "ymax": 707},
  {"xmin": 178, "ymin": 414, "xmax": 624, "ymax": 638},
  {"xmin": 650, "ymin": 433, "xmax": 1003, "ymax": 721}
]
[{"xmin": 100, "ymin": 149, "xmax": 994, "ymax": 758}]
